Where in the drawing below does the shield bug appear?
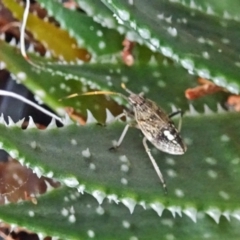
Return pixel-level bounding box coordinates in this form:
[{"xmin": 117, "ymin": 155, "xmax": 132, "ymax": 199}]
[{"xmin": 63, "ymin": 84, "xmax": 187, "ymax": 193}]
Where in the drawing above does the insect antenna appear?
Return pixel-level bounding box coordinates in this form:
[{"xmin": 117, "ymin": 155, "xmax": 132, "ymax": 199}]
[
  {"xmin": 121, "ymin": 83, "xmax": 135, "ymax": 95},
  {"xmin": 59, "ymin": 89, "xmax": 128, "ymax": 101}
]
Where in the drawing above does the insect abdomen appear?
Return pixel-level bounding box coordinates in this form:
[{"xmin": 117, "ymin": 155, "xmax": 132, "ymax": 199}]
[{"xmin": 152, "ymin": 124, "xmax": 186, "ymax": 155}]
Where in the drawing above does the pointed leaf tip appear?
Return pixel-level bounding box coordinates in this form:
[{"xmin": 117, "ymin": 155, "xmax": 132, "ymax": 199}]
[
  {"xmin": 150, "ymin": 202, "xmax": 165, "ymax": 217},
  {"xmin": 122, "ymin": 197, "xmax": 136, "ymax": 214},
  {"xmin": 206, "ymin": 208, "xmax": 221, "ymax": 224},
  {"xmin": 183, "ymin": 207, "xmax": 197, "ymax": 223},
  {"xmin": 92, "ymin": 190, "xmax": 106, "ymax": 204},
  {"xmin": 86, "ymin": 109, "xmax": 97, "ymax": 124}
]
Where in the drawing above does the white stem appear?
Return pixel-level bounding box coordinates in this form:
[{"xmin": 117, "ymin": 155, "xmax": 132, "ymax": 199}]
[
  {"xmin": 20, "ymin": 0, "xmax": 30, "ymax": 59},
  {"xmin": 0, "ymin": 90, "xmax": 63, "ymax": 123}
]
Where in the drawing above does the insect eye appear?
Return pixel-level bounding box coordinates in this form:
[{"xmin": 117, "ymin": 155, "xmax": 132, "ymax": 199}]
[{"xmin": 131, "ymin": 102, "xmax": 138, "ymax": 107}]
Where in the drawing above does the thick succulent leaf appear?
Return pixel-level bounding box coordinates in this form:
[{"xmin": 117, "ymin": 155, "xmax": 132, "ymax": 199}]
[
  {"xmin": 0, "ymin": 186, "xmax": 240, "ymax": 240},
  {"xmin": 1, "ymin": 111, "xmax": 240, "ymax": 218},
  {"xmin": 0, "ymin": 39, "xmax": 229, "ymax": 116},
  {"xmin": 37, "ymin": 0, "xmax": 123, "ymax": 56},
  {"xmin": 75, "ymin": 0, "xmax": 119, "ymax": 28},
  {"xmin": 0, "ymin": 39, "xmax": 125, "ymax": 121},
  {"xmin": 1, "ymin": 0, "xmax": 239, "ymax": 238},
  {"xmin": 178, "ymin": 0, "xmax": 240, "ymax": 20},
  {"xmin": 39, "ymin": 59, "xmax": 228, "ymax": 114},
  {"xmin": 75, "ymin": 0, "xmax": 135, "ymax": 38},
  {"xmin": 101, "ymin": 0, "xmax": 240, "ymax": 93},
  {"xmin": 2, "ymin": 0, "xmax": 89, "ymax": 61},
  {"xmin": 0, "ymin": 39, "xmax": 65, "ymax": 115}
]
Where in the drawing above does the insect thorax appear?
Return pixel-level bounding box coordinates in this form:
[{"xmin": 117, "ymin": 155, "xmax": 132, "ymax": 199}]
[{"xmin": 130, "ymin": 96, "xmax": 169, "ymax": 123}]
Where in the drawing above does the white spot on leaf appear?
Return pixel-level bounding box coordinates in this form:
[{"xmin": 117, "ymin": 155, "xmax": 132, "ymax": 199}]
[
  {"xmin": 121, "ymin": 178, "xmax": 128, "ymax": 185},
  {"xmin": 30, "ymin": 141, "xmax": 37, "ymax": 149},
  {"xmin": 87, "ymin": 230, "xmax": 95, "ymax": 238},
  {"xmin": 82, "ymin": 148, "xmax": 91, "ymax": 158},
  {"xmin": 89, "ymin": 163, "xmax": 96, "ymax": 170},
  {"xmin": 175, "ymin": 189, "xmax": 184, "ymax": 198},
  {"xmin": 35, "ymin": 90, "xmax": 46, "ymax": 98},
  {"xmin": 71, "ymin": 139, "xmax": 77, "ymax": 145},
  {"xmin": 167, "ymin": 27, "xmax": 177, "ymax": 37},
  {"xmin": 207, "ymin": 170, "xmax": 218, "ymax": 179},
  {"xmin": 16, "ymin": 72, "xmax": 27, "ymax": 81},
  {"xmin": 165, "ymin": 158, "xmax": 175, "ymax": 166},
  {"xmin": 166, "ymin": 169, "xmax": 177, "ymax": 178},
  {"xmin": 68, "ymin": 214, "xmax": 76, "ymax": 223},
  {"xmin": 98, "ymin": 41, "xmax": 106, "ymax": 49},
  {"xmin": 205, "ymin": 157, "xmax": 217, "ymax": 165},
  {"xmin": 121, "ymin": 164, "xmax": 129, "ymax": 172},
  {"xmin": 96, "ymin": 206, "xmax": 105, "ymax": 215},
  {"xmin": 219, "ymin": 191, "xmax": 230, "ymax": 200},
  {"xmin": 220, "ymin": 134, "xmax": 229, "ymax": 142},
  {"xmin": 119, "ymin": 155, "xmax": 129, "ymax": 163},
  {"xmin": 28, "ymin": 211, "xmax": 35, "ymax": 217},
  {"xmin": 61, "ymin": 208, "xmax": 69, "ymax": 216},
  {"xmin": 122, "ymin": 220, "xmax": 130, "ymax": 228}
]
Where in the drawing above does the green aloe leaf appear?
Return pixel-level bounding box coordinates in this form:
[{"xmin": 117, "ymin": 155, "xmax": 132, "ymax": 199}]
[
  {"xmin": 76, "ymin": 0, "xmax": 120, "ymax": 28},
  {"xmin": 0, "ymin": 0, "xmax": 239, "ymax": 238},
  {"xmin": 0, "ymin": 186, "xmax": 239, "ymax": 240},
  {"xmin": 2, "ymin": 0, "xmax": 89, "ymax": 61},
  {"xmin": 0, "ymin": 39, "xmax": 65, "ymax": 115},
  {"xmin": 177, "ymin": 0, "xmax": 240, "ymax": 19},
  {"xmin": 37, "ymin": 0, "xmax": 123, "ymax": 56},
  {"xmin": 0, "ymin": 39, "xmax": 125, "ymax": 121},
  {"xmin": 41, "ymin": 59, "xmax": 228, "ymax": 113},
  {"xmin": 0, "ymin": 111, "xmax": 240, "ymax": 217},
  {"xmin": 101, "ymin": 0, "xmax": 240, "ymax": 93},
  {"xmin": 0, "ymin": 39, "xmax": 228, "ymax": 117}
]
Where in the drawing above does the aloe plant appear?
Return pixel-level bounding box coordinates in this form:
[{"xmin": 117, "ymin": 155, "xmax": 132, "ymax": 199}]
[{"xmin": 0, "ymin": 0, "xmax": 240, "ymax": 239}]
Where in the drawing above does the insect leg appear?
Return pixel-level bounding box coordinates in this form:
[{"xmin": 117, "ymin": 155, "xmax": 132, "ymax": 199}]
[
  {"xmin": 168, "ymin": 109, "xmax": 183, "ymax": 132},
  {"xmin": 106, "ymin": 107, "xmax": 134, "ymax": 125},
  {"xmin": 168, "ymin": 109, "xmax": 183, "ymax": 119},
  {"xmin": 106, "ymin": 112, "xmax": 126, "ymax": 124},
  {"xmin": 111, "ymin": 123, "xmax": 130, "ymax": 149},
  {"xmin": 109, "ymin": 109, "xmax": 136, "ymax": 150},
  {"xmin": 142, "ymin": 137, "xmax": 167, "ymax": 194},
  {"xmin": 112, "ymin": 109, "xmax": 137, "ymax": 147}
]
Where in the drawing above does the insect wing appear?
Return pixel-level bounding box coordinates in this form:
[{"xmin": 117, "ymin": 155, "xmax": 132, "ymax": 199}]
[
  {"xmin": 153, "ymin": 123, "xmax": 187, "ymax": 155},
  {"xmin": 133, "ymin": 99, "xmax": 187, "ymax": 155}
]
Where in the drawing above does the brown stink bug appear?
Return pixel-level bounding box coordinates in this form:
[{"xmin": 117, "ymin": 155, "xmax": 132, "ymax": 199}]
[{"xmin": 63, "ymin": 84, "xmax": 187, "ymax": 193}]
